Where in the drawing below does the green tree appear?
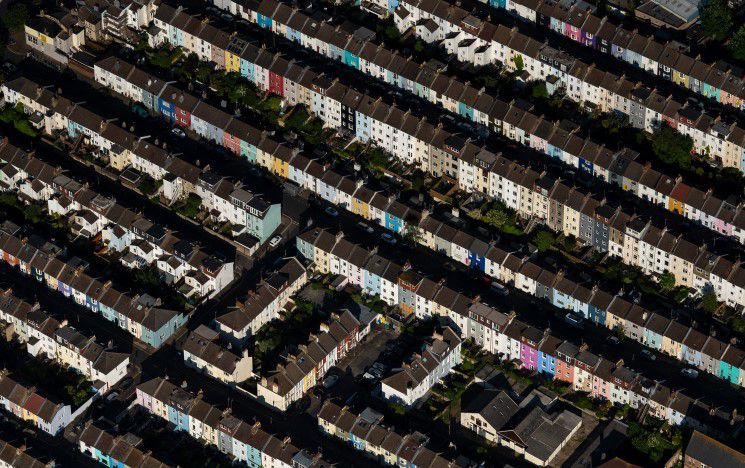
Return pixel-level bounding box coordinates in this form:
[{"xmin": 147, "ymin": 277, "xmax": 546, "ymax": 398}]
[
  {"xmin": 700, "ymin": 0, "xmax": 733, "ymax": 41},
  {"xmin": 512, "ymin": 54, "xmax": 524, "ymax": 72},
  {"xmin": 534, "ymin": 230, "xmax": 556, "ymax": 252},
  {"xmin": 413, "ymin": 40, "xmax": 425, "ymax": 54},
  {"xmin": 651, "ymin": 125, "xmax": 693, "ymax": 169},
  {"xmin": 699, "ymin": 291, "xmax": 720, "ymax": 314},
  {"xmin": 729, "ymin": 26, "xmax": 745, "ymax": 61},
  {"xmin": 3, "ymin": 3, "xmax": 30, "ymax": 32},
  {"xmin": 532, "ymin": 82, "xmax": 549, "ymax": 99},
  {"xmin": 482, "ymin": 208, "xmax": 508, "ymax": 228},
  {"xmin": 658, "ymin": 271, "xmax": 676, "ymax": 292}
]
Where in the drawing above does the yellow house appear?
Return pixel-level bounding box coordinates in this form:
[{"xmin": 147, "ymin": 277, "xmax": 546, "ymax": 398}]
[
  {"xmin": 272, "ymin": 147, "xmax": 292, "ymax": 179},
  {"xmin": 672, "ymin": 70, "xmax": 689, "ymax": 88},
  {"xmin": 313, "ymin": 246, "xmax": 331, "ymax": 273},
  {"xmin": 225, "ymin": 51, "xmax": 241, "ymax": 73},
  {"xmin": 351, "ymin": 197, "xmax": 369, "ymax": 218},
  {"xmin": 24, "ymin": 24, "xmax": 53, "ymax": 48},
  {"xmin": 660, "ymin": 321, "xmax": 686, "ymax": 358}
]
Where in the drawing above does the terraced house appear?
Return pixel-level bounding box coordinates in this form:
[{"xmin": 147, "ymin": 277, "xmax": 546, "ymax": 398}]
[
  {"xmin": 0, "ymin": 229, "xmax": 186, "ymax": 349},
  {"xmin": 295, "ymin": 227, "xmax": 745, "ymax": 418},
  {"xmin": 0, "ymin": 290, "xmax": 130, "ymax": 392},
  {"xmin": 87, "ymin": 50, "xmax": 745, "ymax": 309},
  {"xmin": 0, "ymin": 373, "xmax": 71, "ymax": 435},
  {"xmin": 205, "ymin": 0, "xmax": 745, "ymax": 175},
  {"xmin": 135, "ymin": 377, "xmax": 330, "ymax": 466}
]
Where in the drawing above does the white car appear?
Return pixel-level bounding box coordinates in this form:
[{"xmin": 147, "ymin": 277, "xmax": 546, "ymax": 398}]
[
  {"xmin": 564, "ymin": 313, "xmax": 584, "ymax": 329},
  {"xmin": 268, "ymin": 235, "xmax": 282, "ymax": 248},
  {"xmin": 680, "ymin": 368, "xmax": 699, "ymax": 379},
  {"xmin": 171, "ymin": 127, "xmax": 186, "ymax": 138}
]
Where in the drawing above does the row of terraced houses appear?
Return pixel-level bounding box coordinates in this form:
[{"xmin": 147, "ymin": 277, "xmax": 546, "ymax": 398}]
[
  {"xmin": 88, "ymin": 55, "xmax": 745, "ymax": 311},
  {"xmin": 207, "ymin": 0, "xmax": 745, "ymax": 241},
  {"xmin": 135, "ymin": 376, "xmax": 331, "ymax": 467},
  {"xmin": 71, "ymin": 54, "xmax": 745, "ymax": 387},
  {"xmin": 295, "ymin": 227, "xmax": 742, "ymax": 434},
  {"xmin": 0, "ymin": 228, "xmax": 186, "ymax": 349},
  {"xmin": 0, "ymin": 289, "xmax": 130, "ymax": 391},
  {"xmin": 0, "ymin": 133, "xmax": 234, "ymax": 300},
  {"xmin": 202, "ymin": 0, "xmax": 745, "ymax": 174}
]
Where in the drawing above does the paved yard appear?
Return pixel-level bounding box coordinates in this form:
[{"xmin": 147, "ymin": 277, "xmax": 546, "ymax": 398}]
[
  {"xmin": 552, "ymin": 408, "xmax": 600, "ymax": 467},
  {"xmin": 338, "ymin": 326, "xmax": 399, "ymax": 377}
]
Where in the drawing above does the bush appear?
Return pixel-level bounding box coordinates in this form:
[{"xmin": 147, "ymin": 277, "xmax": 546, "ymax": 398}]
[
  {"xmin": 534, "ymin": 230, "xmax": 556, "ymax": 252},
  {"xmin": 699, "ymin": 291, "xmax": 720, "ymax": 314},
  {"xmin": 3, "ymin": 4, "xmax": 30, "ymax": 32},
  {"xmin": 627, "ymin": 421, "xmax": 679, "ymax": 463},
  {"xmin": 177, "ymin": 193, "xmax": 202, "ymax": 219},
  {"xmin": 651, "ymin": 125, "xmax": 693, "ymax": 169},
  {"xmin": 700, "ymin": 0, "xmax": 733, "ymax": 41}
]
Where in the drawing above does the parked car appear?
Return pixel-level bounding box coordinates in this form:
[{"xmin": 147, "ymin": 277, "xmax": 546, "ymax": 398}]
[
  {"xmin": 268, "ymin": 235, "xmax": 282, "ymax": 248},
  {"xmin": 564, "ymin": 313, "xmax": 584, "ymax": 329},
  {"xmin": 380, "ymin": 233, "xmax": 397, "ymax": 244},
  {"xmin": 324, "ymin": 206, "xmax": 339, "ymax": 217},
  {"xmin": 681, "ymin": 368, "xmax": 699, "ymax": 379},
  {"xmin": 640, "ymin": 349, "xmax": 656, "ymax": 361},
  {"xmin": 606, "ymin": 336, "xmax": 620, "ymax": 345},
  {"xmin": 171, "ymin": 127, "xmax": 186, "ymax": 138},
  {"xmin": 357, "ymin": 221, "xmax": 374, "ymax": 233},
  {"xmin": 322, "ymin": 375, "xmax": 339, "ymax": 389},
  {"xmin": 490, "ymin": 282, "xmax": 509, "ymax": 296}
]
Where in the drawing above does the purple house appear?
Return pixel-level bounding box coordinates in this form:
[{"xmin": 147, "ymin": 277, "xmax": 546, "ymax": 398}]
[{"xmin": 519, "ymin": 326, "xmax": 545, "ymax": 371}]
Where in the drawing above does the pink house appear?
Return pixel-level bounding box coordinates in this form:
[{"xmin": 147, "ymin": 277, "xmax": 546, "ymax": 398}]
[{"xmin": 591, "ymin": 360, "xmax": 613, "ymax": 400}]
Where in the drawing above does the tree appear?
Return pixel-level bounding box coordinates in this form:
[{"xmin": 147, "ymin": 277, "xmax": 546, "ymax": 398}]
[
  {"xmin": 482, "ymin": 208, "xmax": 508, "ymax": 228},
  {"xmin": 700, "ymin": 0, "xmax": 733, "ymax": 42},
  {"xmin": 699, "ymin": 291, "xmax": 720, "ymax": 314},
  {"xmin": 534, "ymin": 230, "xmax": 556, "ymax": 252},
  {"xmin": 658, "ymin": 271, "xmax": 676, "ymax": 292},
  {"xmin": 729, "ymin": 26, "xmax": 745, "ymax": 61},
  {"xmin": 532, "ymin": 82, "xmax": 549, "ymax": 99},
  {"xmin": 651, "ymin": 125, "xmax": 693, "ymax": 169},
  {"xmin": 512, "ymin": 54, "xmax": 524, "ymax": 72},
  {"xmin": 3, "ymin": 3, "xmax": 30, "ymax": 33}
]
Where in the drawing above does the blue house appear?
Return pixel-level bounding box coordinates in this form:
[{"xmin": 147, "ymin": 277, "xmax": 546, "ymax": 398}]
[
  {"xmin": 642, "ymin": 313, "xmax": 668, "ymax": 351},
  {"xmin": 139, "ymin": 307, "xmax": 187, "ymax": 348},
  {"xmin": 295, "ymin": 236, "xmax": 316, "ymax": 263},
  {"xmin": 157, "ymin": 96, "xmax": 176, "ymax": 121},
  {"xmin": 384, "ymin": 212, "xmax": 403, "ymax": 233},
  {"xmin": 355, "ymin": 111, "xmax": 372, "ymax": 142},
  {"xmin": 537, "ymin": 337, "xmax": 560, "ymax": 377},
  {"xmin": 328, "ymin": 44, "xmax": 344, "ymax": 62},
  {"xmin": 343, "ymin": 50, "xmax": 360, "ymax": 69},
  {"xmin": 578, "ymin": 158, "xmax": 593, "ymax": 175},
  {"xmin": 458, "ymin": 102, "xmax": 474, "ymax": 120},
  {"xmin": 587, "ymin": 292, "xmax": 611, "ymax": 325},
  {"xmin": 286, "ymin": 27, "xmax": 301, "ymax": 43},
  {"xmin": 240, "ymin": 58, "xmax": 255, "ymax": 81},
  {"xmin": 257, "ymin": 14, "xmax": 273, "ymax": 29}
]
